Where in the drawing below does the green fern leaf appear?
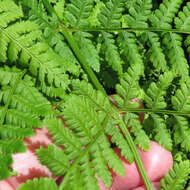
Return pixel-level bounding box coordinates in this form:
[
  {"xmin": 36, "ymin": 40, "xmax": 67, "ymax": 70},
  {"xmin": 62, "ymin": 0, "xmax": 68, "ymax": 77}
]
[
  {"xmin": 49, "ymin": 0, "xmax": 65, "ymax": 21},
  {"xmin": 0, "ymin": 0, "xmax": 71, "ymax": 97},
  {"xmin": 36, "ymin": 144, "xmax": 70, "ymax": 176},
  {"xmin": 149, "ymin": 0, "xmax": 183, "ymax": 29},
  {"xmin": 5, "ymin": 109, "xmax": 41, "ymax": 128},
  {"xmin": 0, "ymin": 0, "xmax": 23, "ymax": 28},
  {"xmin": 175, "ymin": 2, "xmax": 190, "ymax": 31},
  {"xmin": 21, "ymin": 0, "xmax": 56, "ymax": 29},
  {"xmin": 65, "ymin": 0, "xmax": 94, "ymax": 28},
  {"xmin": 124, "ymin": 113, "xmax": 150, "ymax": 150},
  {"xmin": 141, "ymin": 32, "xmax": 168, "ymax": 71},
  {"xmin": 98, "ymin": 0, "xmax": 125, "ymax": 28},
  {"xmin": 163, "ymin": 33, "xmax": 189, "ymax": 80},
  {"xmin": 79, "ymin": 154, "xmax": 99, "ymax": 190},
  {"xmin": 174, "ymin": 116, "xmax": 190, "ymax": 152},
  {"xmin": 74, "ymin": 32, "xmax": 100, "ymax": 72},
  {"xmin": 0, "ymin": 139, "xmax": 26, "ymax": 154},
  {"xmin": 97, "ymin": 134, "xmax": 125, "ymax": 178},
  {"xmin": 45, "ymin": 118, "xmax": 82, "ymax": 160},
  {"xmin": 105, "ymin": 119, "xmax": 134, "ymax": 163},
  {"xmin": 172, "ymin": 80, "xmax": 190, "ymax": 151},
  {"xmin": 72, "ymin": 80, "xmax": 111, "ymax": 112},
  {"xmin": 114, "ymin": 64, "xmax": 142, "ymax": 108},
  {"xmin": 18, "ymin": 178, "xmax": 58, "ymax": 190},
  {"xmin": 101, "ymin": 32, "xmax": 123, "ymax": 75},
  {"xmin": 91, "ymin": 144, "xmax": 112, "ymax": 188},
  {"xmin": 0, "ymin": 154, "xmax": 13, "ymax": 180},
  {"xmin": 172, "ymin": 79, "xmax": 190, "ymax": 112},
  {"xmin": 144, "ymin": 72, "xmax": 173, "ymax": 150},
  {"xmin": 152, "ymin": 114, "xmax": 172, "ymax": 150},
  {"xmin": 0, "ymin": 69, "xmax": 19, "ymax": 86},
  {"xmin": 88, "ymin": 1, "xmax": 104, "ymax": 27},
  {"xmin": 145, "ymin": 71, "xmax": 173, "ymax": 110},
  {"xmin": 0, "ymin": 125, "xmax": 34, "ymax": 139},
  {"xmin": 124, "ymin": 0, "xmax": 152, "ymax": 28},
  {"xmin": 117, "ymin": 31, "xmax": 144, "ymax": 71},
  {"xmin": 160, "ymin": 161, "xmax": 190, "ymax": 190}
]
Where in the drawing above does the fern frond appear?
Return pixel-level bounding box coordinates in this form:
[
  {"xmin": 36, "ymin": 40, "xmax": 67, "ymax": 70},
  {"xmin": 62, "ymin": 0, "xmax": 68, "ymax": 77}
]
[
  {"xmin": 45, "ymin": 118, "xmax": 82, "ymax": 160},
  {"xmin": 163, "ymin": 33, "xmax": 189, "ymax": 80},
  {"xmin": 5, "ymin": 109, "xmax": 41, "ymax": 128},
  {"xmin": 0, "ymin": 71, "xmax": 51, "ymax": 128},
  {"xmin": 18, "ymin": 178, "xmax": 58, "ymax": 190},
  {"xmin": 36, "ymin": 144, "xmax": 70, "ymax": 176},
  {"xmin": 114, "ymin": 64, "xmax": 142, "ymax": 108},
  {"xmin": 98, "ymin": 0, "xmax": 125, "ymax": 28},
  {"xmin": 124, "ymin": 113, "xmax": 150, "ymax": 150},
  {"xmin": 88, "ymin": 1, "xmax": 104, "ymax": 27},
  {"xmin": 12, "ymin": 79, "xmax": 52, "ymax": 117},
  {"xmin": 79, "ymin": 154, "xmax": 99, "ymax": 190},
  {"xmin": 174, "ymin": 116, "xmax": 190, "ymax": 152},
  {"xmin": 72, "ymin": 80, "xmax": 111, "ymax": 112},
  {"xmin": 145, "ymin": 71, "xmax": 173, "ymax": 110},
  {"xmin": 0, "ymin": 139, "xmax": 26, "ymax": 154},
  {"xmin": 0, "ymin": 0, "xmax": 71, "ymax": 98},
  {"xmin": 141, "ymin": 32, "xmax": 168, "ymax": 71},
  {"xmin": 101, "ymin": 32, "xmax": 123, "ymax": 75},
  {"xmin": 172, "ymin": 80, "xmax": 190, "ymax": 151},
  {"xmin": 21, "ymin": 0, "xmax": 56, "ymax": 29},
  {"xmin": 0, "ymin": 0, "xmax": 23, "ymax": 28},
  {"xmin": 172, "ymin": 79, "xmax": 190, "ymax": 112},
  {"xmin": 0, "ymin": 69, "xmax": 20, "ymax": 86},
  {"xmin": 144, "ymin": 72, "xmax": 173, "ymax": 150},
  {"xmin": 151, "ymin": 114, "xmax": 172, "ymax": 150},
  {"xmin": 0, "ymin": 15, "xmax": 41, "ymax": 62},
  {"xmin": 117, "ymin": 31, "xmax": 144, "ymax": 71},
  {"xmin": 74, "ymin": 31, "xmax": 100, "ymax": 72},
  {"xmin": 105, "ymin": 119, "xmax": 134, "ymax": 163},
  {"xmin": 65, "ymin": 0, "xmax": 94, "ymax": 28},
  {"xmin": 0, "ymin": 154, "xmax": 13, "ymax": 180},
  {"xmin": 97, "ymin": 134, "xmax": 125, "ymax": 178},
  {"xmin": 149, "ymin": 0, "xmax": 183, "ymax": 29},
  {"xmin": 0, "ymin": 125, "xmax": 34, "ymax": 139},
  {"xmin": 124, "ymin": 0, "xmax": 152, "ymax": 28},
  {"xmin": 48, "ymin": 0, "xmax": 65, "ymax": 21},
  {"xmin": 175, "ymin": 2, "xmax": 190, "ymax": 31},
  {"xmin": 91, "ymin": 144, "xmax": 112, "ymax": 188},
  {"xmin": 160, "ymin": 161, "xmax": 190, "ymax": 190}
]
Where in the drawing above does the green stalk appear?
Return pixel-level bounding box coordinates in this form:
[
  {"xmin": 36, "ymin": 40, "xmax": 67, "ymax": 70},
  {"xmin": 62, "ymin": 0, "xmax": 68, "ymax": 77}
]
[
  {"xmin": 60, "ymin": 28, "xmax": 107, "ymax": 96},
  {"xmin": 117, "ymin": 115, "xmax": 154, "ymax": 190},
  {"xmin": 120, "ymin": 108, "xmax": 190, "ymax": 116},
  {"xmin": 64, "ymin": 26, "xmax": 190, "ymax": 35}
]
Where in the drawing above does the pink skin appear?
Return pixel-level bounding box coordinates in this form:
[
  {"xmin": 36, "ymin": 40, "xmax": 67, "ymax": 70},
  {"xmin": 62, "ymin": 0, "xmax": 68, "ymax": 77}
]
[
  {"xmin": 138, "ymin": 141, "xmax": 173, "ymax": 182},
  {"xmin": 99, "ymin": 141, "xmax": 173, "ymax": 190},
  {"xmin": 0, "ymin": 127, "xmax": 55, "ymax": 190},
  {"xmin": 133, "ymin": 182, "xmax": 161, "ymax": 190}
]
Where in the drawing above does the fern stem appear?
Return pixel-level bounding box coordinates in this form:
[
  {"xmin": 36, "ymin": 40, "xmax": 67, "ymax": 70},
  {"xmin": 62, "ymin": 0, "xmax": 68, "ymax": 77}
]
[
  {"xmin": 120, "ymin": 108, "xmax": 190, "ymax": 116},
  {"xmin": 117, "ymin": 115, "xmax": 154, "ymax": 190},
  {"xmin": 66, "ymin": 27, "xmax": 190, "ymax": 35},
  {"xmin": 0, "ymin": 70, "xmax": 26, "ymax": 127},
  {"xmin": 60, "ymin": 27, "xmax": 107, "ymax": 96}
]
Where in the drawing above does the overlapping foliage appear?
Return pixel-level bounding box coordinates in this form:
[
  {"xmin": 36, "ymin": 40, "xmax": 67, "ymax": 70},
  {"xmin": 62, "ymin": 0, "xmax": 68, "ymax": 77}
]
[{"xmin": 0, "ymin": 0, "xmax": 190, "ymax": 190}]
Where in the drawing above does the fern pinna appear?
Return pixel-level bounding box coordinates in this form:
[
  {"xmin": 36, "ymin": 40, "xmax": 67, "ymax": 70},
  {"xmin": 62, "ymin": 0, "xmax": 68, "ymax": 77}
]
[{"xmin": 0, "ymin": 0, "xmax": 190, "ymax": 190}]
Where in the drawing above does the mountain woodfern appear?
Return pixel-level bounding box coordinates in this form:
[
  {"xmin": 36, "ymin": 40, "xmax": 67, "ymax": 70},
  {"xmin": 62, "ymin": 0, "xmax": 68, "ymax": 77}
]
[{"xmin": 0, "ymin": 0, "xmax": 190, "ymax": 190}]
